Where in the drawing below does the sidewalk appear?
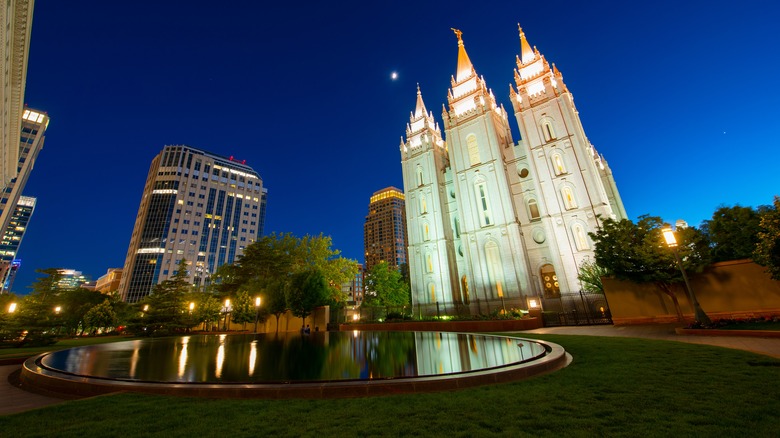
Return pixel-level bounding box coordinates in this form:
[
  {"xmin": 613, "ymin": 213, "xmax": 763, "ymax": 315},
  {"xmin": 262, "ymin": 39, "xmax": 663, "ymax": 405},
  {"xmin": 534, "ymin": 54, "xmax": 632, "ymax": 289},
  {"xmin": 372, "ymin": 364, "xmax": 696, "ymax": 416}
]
[
  {"xmin": 0, "ymin": 363, "xmax": 75, "ymax": 416},
  {"xmin": 523, "ymin": 323, "xmax": 780, "ymax": 359}
]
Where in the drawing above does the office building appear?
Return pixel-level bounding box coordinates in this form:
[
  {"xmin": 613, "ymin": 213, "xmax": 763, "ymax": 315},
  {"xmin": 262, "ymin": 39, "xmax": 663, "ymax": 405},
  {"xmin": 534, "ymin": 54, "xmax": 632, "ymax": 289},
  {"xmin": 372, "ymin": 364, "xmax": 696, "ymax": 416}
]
[
  {"xmin": 363, "ymin": 187, "xmax": 408, "ymax": 273},
  {"xmin": 1, "ymin": 0, "xmax": 35, "ymax": 189},
  {"xmin": 56, "ymin": 269, "xmax": 90, "ymax": 290},
  {"xmin": 119, "ymin": 145, "xmax": 267, "ymax": 303},
  {"xmin": 341, "ymin": 264, "xmax": 364, "ymax": 306},
  {"xmin": 400, "ymin": 27, "xmax": 625, "ymax": 313},
  {"xmin": 0, "ymin": 195, "xmax": 34, "ymax": 292},
  {"xmin": 95, "ymin": 268, "xmax": 123, "ymax": 294}
]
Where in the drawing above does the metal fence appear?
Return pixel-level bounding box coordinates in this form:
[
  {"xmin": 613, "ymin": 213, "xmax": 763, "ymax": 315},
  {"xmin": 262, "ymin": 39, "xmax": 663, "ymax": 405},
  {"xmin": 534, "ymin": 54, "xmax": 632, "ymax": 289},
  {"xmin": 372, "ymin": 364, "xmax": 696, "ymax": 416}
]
[{"xmin": 337, "ymin": 291, "xmax": 611, "ymax": 326}]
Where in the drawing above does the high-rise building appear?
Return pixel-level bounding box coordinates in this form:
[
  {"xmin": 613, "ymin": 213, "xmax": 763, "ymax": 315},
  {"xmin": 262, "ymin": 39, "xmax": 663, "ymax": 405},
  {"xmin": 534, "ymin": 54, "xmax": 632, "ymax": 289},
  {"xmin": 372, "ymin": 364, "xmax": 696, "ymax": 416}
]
[
  {"xmin": 363, "ymin": 187, "xmax": 408, "ymax": 273},
  {"xmin": 1, "ymin": 0, "xmax": 35, "ymax": 189},
  {"xmin": 0, "ymin": 195, "xmax": 34, "ymax": 292},
  {"xmin": 119, "ymin": 145, "xmax": 267, "ymax": 303},
  {"xmin": 400, "ymin": 27, "xmax": 625, "ymax": 313},
  {"xmin": 56, "ymin": 269, "xmax": 90, "ymax": 290}
]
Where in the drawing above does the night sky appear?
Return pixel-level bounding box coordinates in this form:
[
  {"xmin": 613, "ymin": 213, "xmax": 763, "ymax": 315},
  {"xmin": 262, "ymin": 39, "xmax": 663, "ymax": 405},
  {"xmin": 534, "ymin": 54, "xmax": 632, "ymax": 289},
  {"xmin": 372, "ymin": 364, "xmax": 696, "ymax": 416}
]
[{"xmin": 15, "ymin": 1, "xmax": 780, "ymax": 293}]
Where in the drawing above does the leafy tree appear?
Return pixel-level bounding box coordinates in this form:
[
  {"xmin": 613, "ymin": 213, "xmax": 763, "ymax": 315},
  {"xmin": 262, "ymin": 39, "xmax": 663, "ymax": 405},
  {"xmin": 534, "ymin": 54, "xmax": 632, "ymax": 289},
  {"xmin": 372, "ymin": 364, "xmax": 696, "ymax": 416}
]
[
  {"xmin": 577, "ymin": 259, "xmax": 608, "ymax": 293},
  {"xmin": 83, "ymin": 299, "xmax": 118, "ymax": 334},
  {"xmin": 590, "ymin": 215, "xmax": 711, "ymax": 321},
  {"xmin": 58, "ymin": 287, "xmax": 106, "ymax": 335},
  {"xmin": 264, "ymin": 279, "xmax": 288, "ymax": 333},
  {"xmin": 139, "ymin": 259, "xmax": 192, "ymax": 335},
  {"xmin": 286, "ymin": 269, "xmax": 328, "ymax": 329},
  {"xmin": 363, "ymin": 262, "xmax": 411, "ymax": 307},
  {"xmin": 194, "ymin": 295, "xmax": 222, "ymax": 331},
  {"xmin": 230, "ymin": 290, "xmax": 255, "ymax": 330},
  {"xmin": 11, "ymin": 269, "xmax": 65, "ymax": 344},
  {"xmin": 701, "ymin": 205, "xmax": 763, "ymax": 262},
  {"xmin": 754, "ymin": 196, "xmax": 780, "ymax": 280}
]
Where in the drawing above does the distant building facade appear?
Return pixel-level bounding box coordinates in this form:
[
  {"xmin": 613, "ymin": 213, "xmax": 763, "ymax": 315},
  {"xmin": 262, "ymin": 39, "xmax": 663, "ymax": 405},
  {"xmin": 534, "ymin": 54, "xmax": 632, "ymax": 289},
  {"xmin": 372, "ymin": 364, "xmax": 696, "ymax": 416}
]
[
  {"xmin": 56, "ymin": 269, "xmax": 90, "ymax": 290},
  {"xmin": 1, "ymin": 0, "xmax": 35, "ymax": 189},
  {"xmin": 95, "ymin": 268, "xmax": 123, "ymax": 294},
  {"xmin": 363, "ymin": 187, "xmax": 408, "ymax": 273},
  {"xmin": 119, "ymin": 145, "xmax": 267, "ymax": 303},
  {"xmin": 400, "ymin": 27, "xmax": 625, "ymax": 313},
  {"xmin": 341, "ymin": 264, "xmax": 364, "ymax": 306},
  {"xmin": 0, "ymin": 195, "xmax": 35, "ymax": 292}
]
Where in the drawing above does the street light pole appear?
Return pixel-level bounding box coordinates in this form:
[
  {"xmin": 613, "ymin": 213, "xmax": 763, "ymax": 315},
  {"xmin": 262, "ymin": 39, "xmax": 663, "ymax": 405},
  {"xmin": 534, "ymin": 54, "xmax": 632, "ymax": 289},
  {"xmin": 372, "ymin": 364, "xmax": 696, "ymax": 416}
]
[
  {"xmin": 662, "ymin": 226, "xmax": 711, "ymax": 325},
  {"xmin": 254, "ymin": 296, "xmax": 261, "ymax": 333}
]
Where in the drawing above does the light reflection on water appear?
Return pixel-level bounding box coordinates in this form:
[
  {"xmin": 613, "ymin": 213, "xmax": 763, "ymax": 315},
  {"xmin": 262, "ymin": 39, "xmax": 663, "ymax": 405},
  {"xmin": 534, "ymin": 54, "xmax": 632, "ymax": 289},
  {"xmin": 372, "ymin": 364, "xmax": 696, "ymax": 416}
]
[{"xmin": 40, "ymin": 332, "xmax": 547, "ymax": 383}]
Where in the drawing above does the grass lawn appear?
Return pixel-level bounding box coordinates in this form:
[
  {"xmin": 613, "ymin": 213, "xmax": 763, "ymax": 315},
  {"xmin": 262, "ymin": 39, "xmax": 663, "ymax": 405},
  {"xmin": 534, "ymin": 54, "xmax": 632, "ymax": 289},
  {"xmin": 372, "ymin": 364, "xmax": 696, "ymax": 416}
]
[
  {"xmin": 0, "ymin": 336, "xmax": 133, "ymax": 361},
  {"xmin": 1, "ymin": 334, "xmax": 779, "ymax": 437}
]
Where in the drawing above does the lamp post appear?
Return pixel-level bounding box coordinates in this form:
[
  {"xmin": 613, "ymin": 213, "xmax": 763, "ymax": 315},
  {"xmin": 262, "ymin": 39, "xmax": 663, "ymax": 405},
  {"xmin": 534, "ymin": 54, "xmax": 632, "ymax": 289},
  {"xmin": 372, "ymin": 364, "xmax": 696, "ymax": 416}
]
[
  {"xmin": 662, "ymin": 226, "xmax": 711, "ymax": 325},
  {"xmin": 254, "ymin": 296, "xmax": 261, "ymax": 333},
  {"xmin": 223, "ymin": 299, "xmax": 231, "ymax": 331},
  {"xmin": 8, "ymin": 302, "xmax": 16, "ymax": 313}
]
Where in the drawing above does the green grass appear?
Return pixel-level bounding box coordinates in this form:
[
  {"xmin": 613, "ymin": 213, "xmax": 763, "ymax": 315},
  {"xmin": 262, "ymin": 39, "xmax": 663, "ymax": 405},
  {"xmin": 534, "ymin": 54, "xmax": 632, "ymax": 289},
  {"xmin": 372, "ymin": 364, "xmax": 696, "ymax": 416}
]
[
  {"xmin": 0, "ymin": 336, "xmax": 133, "ymax": 360},
  {"xmin": 1, "ymin": 334, "xmax": 779, "ymax": 437}
]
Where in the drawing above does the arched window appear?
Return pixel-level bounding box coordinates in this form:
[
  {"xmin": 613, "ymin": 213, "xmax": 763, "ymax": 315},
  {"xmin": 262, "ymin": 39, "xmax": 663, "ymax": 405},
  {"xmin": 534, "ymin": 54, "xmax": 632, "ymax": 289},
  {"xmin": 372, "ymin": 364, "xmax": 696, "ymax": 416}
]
[
  {"xmin": 561, "ymin": 186, "xmax": 577, "ymax": 210},
  {"xmin": 542, "ymin": 121, "xmax": 556, "ymax": 142},
  {"xmin": 453, "ymin": 217, "xmax": 461, "ymax": 238},
  {"xmin": 474, "ymin": 180, "xmax": 493, "ymax": 227},
  {"xmin": 466, "ymin": 134, "xmax": 480, "ymax": 166},
  {"xmin": 425, "ymin": 252, "xmax": 433, "ymax": 273},
  {"xmin": 527, "ymin": 198, "xmax": 540, "ymax": 220},
  {"xmin": 461, "ymin": 275, "xmax": 470, "ymax": 305},
  {"xmin": 428, "ymin": 283, "xmax": 436, "ymax": 303},
  {"xmin": 573, "ymin": 223, "xmax": 589, "ymax": 250},
  {"xmin": 551, "ymin": 152, "xmax": 566, "ymax": 175},
  {"xmin": 485, "ymin": 241, "xmax": 505, "ymax": 298},
  {"xmin": 416, "ymin": 166, "xmax": 424, "ymax": 186},
  {"xmin": 420, "ymin": 194, "xmax": 427, "ymax": 214},
  {"xmin": 422, "ymin": 222, "xmax": 430, "ymax": 241}
]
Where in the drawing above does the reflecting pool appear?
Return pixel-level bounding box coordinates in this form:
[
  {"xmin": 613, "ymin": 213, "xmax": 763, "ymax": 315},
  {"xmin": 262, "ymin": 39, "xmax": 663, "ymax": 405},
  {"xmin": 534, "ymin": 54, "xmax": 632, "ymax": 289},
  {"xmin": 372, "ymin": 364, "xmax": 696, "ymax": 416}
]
[{"xmin": 39, "ymin": 332, "xmax": 549, "ymax": 383}]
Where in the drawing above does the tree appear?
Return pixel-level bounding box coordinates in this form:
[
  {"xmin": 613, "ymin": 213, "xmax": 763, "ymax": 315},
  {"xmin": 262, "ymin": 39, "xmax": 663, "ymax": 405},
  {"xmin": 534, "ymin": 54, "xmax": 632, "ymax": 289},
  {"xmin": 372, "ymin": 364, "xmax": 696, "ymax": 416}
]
[
  {"xmin": 577, "ymin": 259, "xmax": 608, "ymax": 293},
  {"xmin": 265, "ymin": 279, "xmax": 288, "ymax": 333},
  {"xmin": 83, "ymin": 299, "xmax": 118, "ymax": 334},
  {"xmin": 286, "ymin": 269, "xmax": 328, "ymax": 329},
  {"xmin": 194, "ymin": 295, "xmax": 222, "ymax": 331},
  {"xmin": 140, "ymin": 259, "xmax": 192, "ymax": 335},
  {"xmin": 754, "ymin": 196, "xmax": 780, "ymax": 280},
  {"xmin": 590, "ymin": 215, "xmax": 711, "ymax": 321},
  {"xmin": 363, "ymin": 262, "xmax": 411, "ymax": 307},
  {"xmin": 230, "ymin": 290, "xmax": 255, "ymax": 330},
  {"xmin": 701, "ymin": 205, "xmax": 763, "ymax": 262}
]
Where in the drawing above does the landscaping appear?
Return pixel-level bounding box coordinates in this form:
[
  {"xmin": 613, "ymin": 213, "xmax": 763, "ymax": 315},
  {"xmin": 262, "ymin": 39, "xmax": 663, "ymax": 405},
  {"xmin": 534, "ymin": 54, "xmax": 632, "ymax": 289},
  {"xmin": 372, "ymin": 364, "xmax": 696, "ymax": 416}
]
[{"xmin": 1, "ymin": 334, "xmax": 779, "ymax": 436}]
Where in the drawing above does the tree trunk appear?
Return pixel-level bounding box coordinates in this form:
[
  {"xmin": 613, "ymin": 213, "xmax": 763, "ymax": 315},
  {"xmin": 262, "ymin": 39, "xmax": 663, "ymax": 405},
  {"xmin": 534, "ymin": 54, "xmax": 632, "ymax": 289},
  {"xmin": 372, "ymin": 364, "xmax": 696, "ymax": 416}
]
[
  {"xmin": 275, "ymin": 314, "xmax": 280, "ymax": 333},
  {"xmin": 657, "ymin": 282, "xmax": 685, "ymax": 322}
]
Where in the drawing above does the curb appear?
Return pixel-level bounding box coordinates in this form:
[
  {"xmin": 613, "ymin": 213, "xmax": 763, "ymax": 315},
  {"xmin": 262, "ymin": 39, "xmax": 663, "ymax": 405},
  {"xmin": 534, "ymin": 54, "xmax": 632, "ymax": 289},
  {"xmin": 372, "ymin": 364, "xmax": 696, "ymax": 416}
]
[{"xmin": 675, "ymin": 328, "xmax": 780, "ymax": 338}]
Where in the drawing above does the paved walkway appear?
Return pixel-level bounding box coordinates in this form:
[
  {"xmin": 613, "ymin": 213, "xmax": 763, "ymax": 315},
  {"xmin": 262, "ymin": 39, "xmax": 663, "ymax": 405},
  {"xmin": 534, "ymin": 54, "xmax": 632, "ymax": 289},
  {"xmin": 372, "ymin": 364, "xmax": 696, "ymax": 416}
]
[{"xmin": 2, "ymin": 325, "xmax": 779, "ymax": 416}]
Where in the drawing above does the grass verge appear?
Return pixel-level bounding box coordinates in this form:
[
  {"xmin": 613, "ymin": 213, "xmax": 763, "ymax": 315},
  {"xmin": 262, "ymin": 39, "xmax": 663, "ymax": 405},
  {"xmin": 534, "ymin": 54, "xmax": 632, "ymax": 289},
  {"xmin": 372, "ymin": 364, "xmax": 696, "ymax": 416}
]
[{"xmin": 1, "ymin": 334, "xmax": 779, "ymax": 437}]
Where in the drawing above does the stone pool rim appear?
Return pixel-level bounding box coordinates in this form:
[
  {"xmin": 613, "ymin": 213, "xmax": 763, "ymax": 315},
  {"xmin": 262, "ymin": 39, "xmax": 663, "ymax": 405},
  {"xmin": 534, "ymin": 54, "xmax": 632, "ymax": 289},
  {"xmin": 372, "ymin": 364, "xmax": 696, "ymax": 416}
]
[{"xmin": 20, "ymin": 332, "xmax": 569, "ymax": 399}]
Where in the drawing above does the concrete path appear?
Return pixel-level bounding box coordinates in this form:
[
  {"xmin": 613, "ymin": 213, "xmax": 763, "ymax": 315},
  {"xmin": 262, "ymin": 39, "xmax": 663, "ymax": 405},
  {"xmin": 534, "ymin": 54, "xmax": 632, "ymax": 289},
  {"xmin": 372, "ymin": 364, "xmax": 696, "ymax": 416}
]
[
  {"xmin": 0, "ymin": 364, "xmax": 75, "ymax": 416},
  {"xmin": 523, "ymin": 323, "xmax": 780, "ymax": 359},
  {"xmin": 2, "ymin": 325, "xmax": 779, "ymax": 416}
]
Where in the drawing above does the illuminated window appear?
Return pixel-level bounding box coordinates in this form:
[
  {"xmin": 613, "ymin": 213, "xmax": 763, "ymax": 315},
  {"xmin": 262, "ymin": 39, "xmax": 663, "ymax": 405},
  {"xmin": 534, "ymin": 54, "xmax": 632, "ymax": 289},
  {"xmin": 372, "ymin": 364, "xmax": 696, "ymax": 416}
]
[
  {"xmin": 573, "ymin": 223, "xmax": 589, "ymax": 250},
  {"xmin": 422, "ymin": 222, "xmax": 430, "ymax": 241},
  {"xmin": 485, "ymin": 241, "xmax": 505, "ymax": 298},
  {"xmin": 466, "ymin": 134, "xmax": 480, "ymax": 166},
  {"xmin": 542, "ymin": 121, "xmax": 556, "ymax": 142},
  {"xmin": 527, "ymin": 198, "xmax": 540, "ymax": 220},
  {"xmin": 420, "ymin": 194, "xmax": 427, "ymax": 214},
  {"xmin": 474, "ymin": 180, "xmax": 492, "ymax": 227},
  {"xmin": 561, "ymin": 186, "xmax": 577, "ymax": 210},
  {"xmin": 551, "ymin": 153, "xmax": 566, "ymax": 175},
  {"xmin": 428, "ymin": 283, "xmax": 436, "ymax": 303},
  {"xmin": 425, "ymin": 252, "xmax": 434, "ymax": 273}
]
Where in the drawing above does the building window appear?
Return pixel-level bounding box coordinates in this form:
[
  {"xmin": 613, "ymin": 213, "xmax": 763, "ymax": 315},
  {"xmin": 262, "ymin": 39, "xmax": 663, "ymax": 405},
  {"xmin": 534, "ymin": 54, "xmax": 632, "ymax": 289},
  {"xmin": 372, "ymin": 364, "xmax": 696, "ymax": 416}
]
[
  {"xmin": 453, "ymin": 217, "xmax": 461, "ymax": 238},
  {"xmin": 466, "ymin": 134, "xmax": 480, "ymax": 166},
  {"xmin": 428, "ymin": 283, "xmax": 436, "ymax": 303},
  {"xmin": 527, "ymin": 198, "xmax": 541, "ymax": 220},
  {"xmin": 573, "ymin": 223, "xmax": 589, "ymax": 250},
  {"xmin": 551, "ymin": 152, "xmax": 566, "ymax": 175},
  {"xmin": 425, "ymin": 252, "xmax": 433, "ymax": 273},
  {"xmin": 420, "ymin": 194, "xmax": 427, "ymax": 214},
  {"xmin": 561, "ymin": 186, "xmax": 577, "ymax": 210},
  {"xmin": 422, "ymin": 222, "xmax": 430, "ymax": 241},
  {"xmin": 485, "ymin": 241, "xmax": 505, "ymax": 298},
  {"xmin": 417, "ymin": 166, "xmax": 424, "ymax": 186},
  {"xmin": 543, "ymin": 121, "xmax": 556, "ymax": 142},
  {"xmin": 474, "ymin": 181, "xmax": 492, "ymax": 227}
]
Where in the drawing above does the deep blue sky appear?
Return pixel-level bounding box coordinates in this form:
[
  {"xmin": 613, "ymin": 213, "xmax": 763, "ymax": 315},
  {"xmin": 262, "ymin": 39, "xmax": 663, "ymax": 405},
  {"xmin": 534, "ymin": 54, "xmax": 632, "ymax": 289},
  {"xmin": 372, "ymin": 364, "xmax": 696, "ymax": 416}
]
[{"xmin": 15, "ymin": 1, "xmax": 780, "ymax": 293}]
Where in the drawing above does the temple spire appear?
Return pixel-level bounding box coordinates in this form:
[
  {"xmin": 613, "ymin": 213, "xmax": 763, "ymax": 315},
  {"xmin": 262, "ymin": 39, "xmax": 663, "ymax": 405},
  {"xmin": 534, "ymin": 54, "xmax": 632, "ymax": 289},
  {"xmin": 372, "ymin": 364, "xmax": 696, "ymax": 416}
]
[
  {"xmin": 518, "ymin": 24, "xmax": 535, "ymax": 65},
  {"xmin": 414, "ymin": 83, "xmax": 427, "ymax": 118},
  {"xmin": 452, "ymin": 28, "xmax": 473, "ymax": 82}
]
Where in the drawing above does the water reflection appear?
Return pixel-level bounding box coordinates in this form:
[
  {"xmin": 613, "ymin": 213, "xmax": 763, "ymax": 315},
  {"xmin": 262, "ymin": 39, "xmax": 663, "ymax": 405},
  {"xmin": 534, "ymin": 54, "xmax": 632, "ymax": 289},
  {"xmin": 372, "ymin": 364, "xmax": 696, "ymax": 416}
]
[{"xmin": 40, "ymin": 332, "xmax": 547, "ymax": 383}]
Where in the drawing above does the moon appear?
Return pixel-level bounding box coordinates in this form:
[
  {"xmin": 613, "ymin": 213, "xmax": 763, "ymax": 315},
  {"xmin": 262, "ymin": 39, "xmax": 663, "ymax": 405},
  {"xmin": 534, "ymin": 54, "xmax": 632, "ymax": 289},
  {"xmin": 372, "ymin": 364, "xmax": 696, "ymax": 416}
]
[{"xmin": 391, "ymin": 71, "xmax": 398, "ymax": 80}]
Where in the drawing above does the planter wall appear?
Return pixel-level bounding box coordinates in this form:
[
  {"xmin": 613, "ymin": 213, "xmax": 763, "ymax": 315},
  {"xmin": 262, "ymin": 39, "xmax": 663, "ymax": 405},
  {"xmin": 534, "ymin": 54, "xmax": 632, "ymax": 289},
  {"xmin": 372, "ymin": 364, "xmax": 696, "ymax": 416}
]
[{"xmin": 339, "ymin": 317, "xmax": 542, "ymax": 333}]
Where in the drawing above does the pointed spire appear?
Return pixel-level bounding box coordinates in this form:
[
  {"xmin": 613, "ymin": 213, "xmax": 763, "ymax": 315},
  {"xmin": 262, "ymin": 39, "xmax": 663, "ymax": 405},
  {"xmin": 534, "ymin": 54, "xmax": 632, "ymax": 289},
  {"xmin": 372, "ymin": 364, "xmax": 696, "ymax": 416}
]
[
  {"xmin": 451, "ymin": 28, "xmax": 473, "ymax": 82},
  {"xmin": 518, "ymin": 24, "xmax": 535, "ymax": 65},
  {"xmin": 414, "ymin": 83, "xmax": 427, "ymax": 118}
]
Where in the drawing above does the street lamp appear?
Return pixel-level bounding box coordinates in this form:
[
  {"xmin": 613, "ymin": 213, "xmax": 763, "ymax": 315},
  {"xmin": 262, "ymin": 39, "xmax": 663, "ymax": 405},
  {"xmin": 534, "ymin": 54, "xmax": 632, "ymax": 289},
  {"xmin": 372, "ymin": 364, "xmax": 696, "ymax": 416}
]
[
  {"xmin": 189, "ymin": 302, "xmax": 195, "ymax": 313},
  {"xmin": 253, "ymin": 296, "xmax": 261, "ymax": 333},
  {"xmin": 54, "ymin": 306, "xmax": 61, "ymax": 314},
  {"xmin": 8, "ymin": 302, "xmax": 16, "ymax": 313},
  {"xmin": 223, "ymin": 299, "xmax": 231, "ymax": 331},
  {"xmin": 662, "ymin": 226, "xmax": 711, "ymax": 325}
]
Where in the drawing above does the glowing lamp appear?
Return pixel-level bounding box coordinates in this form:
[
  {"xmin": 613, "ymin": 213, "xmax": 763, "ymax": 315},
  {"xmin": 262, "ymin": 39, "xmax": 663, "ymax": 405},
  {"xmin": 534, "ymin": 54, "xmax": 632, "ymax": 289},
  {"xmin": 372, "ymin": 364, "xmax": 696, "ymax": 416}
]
[
  {"xmin": 8, "ymin": 302, "xmax": 17, "ymax": 313},
  {"xmin": 529, "ymin": 299, "xmax": 539, "ymax": 309},
  {"xmin": 255, "ymin": 297, "xmax": 261, "ymax": 307},
  {"xmin": 662, "ymin": 227, "xmax": 677, "ymax": 247},
  {"xmin": 54, "ymin": 306, "xmax": 62, "ymax": 314},
  {"xmin": 189, "ymin": 302, "xmax": 195, "ymax": 311}
]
